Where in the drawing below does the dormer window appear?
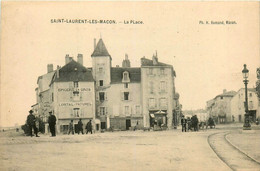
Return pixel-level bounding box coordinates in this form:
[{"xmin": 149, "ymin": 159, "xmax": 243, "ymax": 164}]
[
  {"xmin": 74, "ymin": 81, "xmax": 79, "ymax": 88},
  {"xmin": 122, "ymin": 71, "xmax": 130, "ymax": 83}
]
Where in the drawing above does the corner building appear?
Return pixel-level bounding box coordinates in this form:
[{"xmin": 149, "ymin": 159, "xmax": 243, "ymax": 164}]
[{"xmin": 34, "ymin": 38, "xmax": 178, "ymax": 133}]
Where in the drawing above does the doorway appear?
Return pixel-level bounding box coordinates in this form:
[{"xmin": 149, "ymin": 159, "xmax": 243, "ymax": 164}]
[{"xmin": 126, "ymin": 119, "xmax": 131, "ymax": 130}]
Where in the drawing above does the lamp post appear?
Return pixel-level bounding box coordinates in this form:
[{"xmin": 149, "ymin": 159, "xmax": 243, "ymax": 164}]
[{"xmin": 242, "ymin": 64, "xmax": 251, "ymax": 130}]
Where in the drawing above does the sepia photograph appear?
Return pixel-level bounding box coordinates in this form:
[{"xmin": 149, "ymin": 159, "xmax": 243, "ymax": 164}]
[{"xmin": 0, "ymin": 1, "xmax": 259, "ymax": 170}]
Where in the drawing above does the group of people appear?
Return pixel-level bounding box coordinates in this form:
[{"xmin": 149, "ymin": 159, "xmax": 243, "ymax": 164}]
[
  {"xmin": 26, "ymin": 110, "xmax": 93, "ymax": 137},
  {"xmin": 26, "ymin": 110, "xmax": 57, "ymax": 137},
  {"xmin": 68, "ymin": 119, "xmax": 93, "ymax": 135},
  {"xmin": 180, "ymin": 115, "xmax": 205, "ymax": 132}
]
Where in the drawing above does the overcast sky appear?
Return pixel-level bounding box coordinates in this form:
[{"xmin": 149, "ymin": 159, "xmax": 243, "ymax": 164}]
[{"xmin": 1, "ymin": 2, "xmax": 259, "ymax": 127}]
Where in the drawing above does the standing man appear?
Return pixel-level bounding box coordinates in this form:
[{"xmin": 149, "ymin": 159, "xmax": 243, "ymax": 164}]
[
  {"xmin": 48, "ymin": 111, "xmax": 56, "ymax": 137},
  {"xmin": 77, "ymin": 119, "xmax": 84, "ymax": 135},
  {"xmin": 86, "ymin": 120, "xmax": 93, "ymax": 134},
  {"xmin": 68, "ymin": 120, "xmax": 74, "ymax": 135},
  {"xmin": 27, "ymin": 110, "xmax": 39, "ymax": 137},
  {"xmin": 181, "ymin": 116, "xmax": 187, "ymax": 132}
]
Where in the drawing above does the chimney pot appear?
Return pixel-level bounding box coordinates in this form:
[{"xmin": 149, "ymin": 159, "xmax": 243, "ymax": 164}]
[
  {"xmin": 47, "ymin": 64, "xmax": 53, "ymax": 73},
  {"xmin": 77, "ymin": 54, "xmax": 83, "ymax": 65}
]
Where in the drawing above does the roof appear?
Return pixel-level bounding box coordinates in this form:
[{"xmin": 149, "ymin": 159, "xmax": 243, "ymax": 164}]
[
  {"xmin": 91, "ymin": 39, "xmax": 111, "ymax": 57},
  {"xmin": 111, "ymin": 67, "xmax": 141, "ymax": 84},
  {"xmin": 215, "ymin": 91, "xmax": 237, "ymax": 99},
  {"xmin": 50, "ymin": 60, "xmax": 94, "ymax": 84},
  {"xmin": 141, "ymin": 57, "xmax": 172, "ymax": 67}
]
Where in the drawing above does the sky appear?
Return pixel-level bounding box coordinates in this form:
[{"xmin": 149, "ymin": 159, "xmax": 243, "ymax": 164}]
[{"xmin": 1, "ymin": 2, "xmax": 259, "ymax": 127}]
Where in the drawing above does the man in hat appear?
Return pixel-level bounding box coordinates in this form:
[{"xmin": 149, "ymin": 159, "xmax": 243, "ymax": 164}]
[
  {"xmin": 77, "ymin": 118, "xmax": 84, "ymax": 135},
  {"xmin": 86, "ymin": 120, "xmax": 92, "ymax": 134},
  {"xmin": 48, "ymin": 111, "xmax": 56, "ymax": 137},
  {"xmin": 26, "ymin": 110, "xmax": 39, "ymax": 137},
  {"xmin": 181, "ymin": 115, "xmax": 187, "ymax": 132}
]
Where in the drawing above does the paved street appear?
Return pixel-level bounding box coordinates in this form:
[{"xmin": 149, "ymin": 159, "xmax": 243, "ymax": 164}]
[{"xmin": 0, "ymin": 124, "xmax": 259, "ymax": 171}]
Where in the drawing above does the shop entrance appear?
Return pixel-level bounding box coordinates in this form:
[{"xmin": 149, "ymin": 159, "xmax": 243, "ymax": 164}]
[{"xmin": 126, "ymin": 119, "xmax": 131, "ymax": 130}]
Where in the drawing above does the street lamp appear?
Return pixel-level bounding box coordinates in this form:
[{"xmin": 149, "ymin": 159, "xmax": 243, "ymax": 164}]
[{"xmin": 242, "ymin": 64, "xmax": 251, "ymax": 130}]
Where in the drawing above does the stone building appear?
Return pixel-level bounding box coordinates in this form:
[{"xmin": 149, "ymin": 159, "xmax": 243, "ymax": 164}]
[
  {"xmin": 206, "ymin": 89, "xmax": 236, "ymax": 124},
  {"xmin": 33, "ymin": 38, "xmax": 178, "ymax": 133},
  {"xmin": 231, "ymin": 88, "xmax": 259, "ymax": 123}
]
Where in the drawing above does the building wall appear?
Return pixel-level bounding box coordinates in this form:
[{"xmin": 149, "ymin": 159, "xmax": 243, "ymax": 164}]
[
  {"xmin": 106, "ymin": 83, "xmax": 143, "ymax": 130},
  {"xmin": 141, "ymin": 66, "xmax": 174, "ymax": 128},
  {"xmin": 231, "ymin": 89, "xmax": 259, "ymax": 122},
  {"xmin": 211, "ymin": 96, "xmax": 233, "ymax": 123},
  {"xmin": 50, "ymin": 81, "xmax": 95, "ymax": 133},
  {"xmin": 92, "ymin": 56, "xmax": 111, "ymax": 86}
]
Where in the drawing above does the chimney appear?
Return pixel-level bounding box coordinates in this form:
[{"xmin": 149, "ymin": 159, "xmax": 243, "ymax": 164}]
[
  {"xmin": 223, "ymin": 89, "xmax": 227, "ymax": 93},
  {"xmin": 152, "ymin": 53, "xmax": 158, "ymax": 65},
  {"xmin": 47, "ymin": 64, "xmax": 53, "ymax": 73},
  {"xmin": 94, "ymin": 38, "xmax": 97, "ymax": 50},
  {"xmin": 77, "ymin": 54, "xmax": 83, "ymax": 65},
  {"xmin": 65, "ymin": 54, "xmax": 70, "ymax": 64},
  {"xmin": 56, "ymin": 65, "xmax": 60, "ymax": 78},
  {"xmin": 122, "ymin": 53, "xmax": 131, "ymax": 68}
]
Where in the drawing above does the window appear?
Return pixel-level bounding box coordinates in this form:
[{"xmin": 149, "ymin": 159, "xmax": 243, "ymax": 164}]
[
  {"xmin": 99, "ymin": 80, "xmax": 103, "ymax": 87},
  {"xmin": 124, "ymin": 83, "xmax": 128, "ymax": 88},
  {"xmin": 136, "ymin": 106, "xmax": 140, "ymax": 115},
  {"xmin": 125, "ymin": 106, "xmax": 130, "ymax": 116},
  {"xmin": 122, "ymin": 71, "xmax": 130, "ymax": 82},
  {"xmin": 100, "ymin": 107, "xmax": 106, "ymax": 115},
  {"xmin": 220, "ymin": 96, "xmax": 223, "ymax": 100},
  {"xmin": 160, "ymin": 68, "xmax": 165, "ymax": 75},
  {"xmin": 73, "ymin": 91, "xmax": 80, "ymax": 101},
  {"xmin": 160, "ymin": 81, "xmax": 166, "ymax": 92},
  {"xmin": 98, "ymin": 67, "xmax": 103, "ymax": 73},
  {"xmin": 74, "ymin": 81, "xmax": 79, "ymax": 88},
  {"xmin": 99, "ymin": 92, "xmax": 105, "ymax": 101},
  {"xmin": 149, "ymin": 98, "xmax": 155, "ymax": 108},
  {"xmin": 51, "ymin": 93, "xmax": 54, "ymax": 102},
  {"xmin": 160, "ymin": 98, "xmax": 167, "ymax": 107},
  {"xmin": 249, "ymin": 93, "xmax": 252, "ymax": 97},
  {"xmin": 124, "ymin": 92, "xmax": 129, "ymax": 100},
  {"xmin": 73, "ymin": 108, "xmax": 80, "ymax": 117}
]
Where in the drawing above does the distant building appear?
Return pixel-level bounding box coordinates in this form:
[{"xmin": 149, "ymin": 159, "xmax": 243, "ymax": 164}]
[
  {"xmin": 231, "ymin": 88, "xmax": 259, "ymax": 123},
  {"xmin": 206, "ymin": 89, "xmax": 237, "ymax": 124},
  {"xmin": 33, "ymin": 38, "xmax": 178, "ymax": 133}
]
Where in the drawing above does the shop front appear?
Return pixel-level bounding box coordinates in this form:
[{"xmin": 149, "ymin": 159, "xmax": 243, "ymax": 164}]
[{"xmin": 149, "ymin": 110, "xmax": 167, "ymax": 128}]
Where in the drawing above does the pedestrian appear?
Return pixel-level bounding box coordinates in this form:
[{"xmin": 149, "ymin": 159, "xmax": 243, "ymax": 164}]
[
  {"xmin": 77, "ymin": 119, "xmax": 84, "ymax": 134},
  {"xmin": 26, "ymin": 110, "xmax": 39, "ymax": 137},
  {"xmin": 48, "ymin": 111, "xmax": 56, "ymax": 137},
  {"xmin": 193, "ymin": 115, "xmax": 199, "ymax": 131},
  {"xmin": 187, "ymin": 117, "xmax": 192, "ymax": 131},
  {"xmin": 68, "ymin": 120, "xmax": 74, "ymax": 135},
  {"xmin": 181, "ymin": 116, "xmax": 187, "ymax": 132},
  {"xmin": 86, "ymin": 120, "xmax": 92, "ymax": 134}
]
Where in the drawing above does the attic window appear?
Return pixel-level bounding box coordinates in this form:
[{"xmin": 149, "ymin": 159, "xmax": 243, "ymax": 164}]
[{"xmin": 122, "ymin": 71, "xmax": 130, "ymax": 83}]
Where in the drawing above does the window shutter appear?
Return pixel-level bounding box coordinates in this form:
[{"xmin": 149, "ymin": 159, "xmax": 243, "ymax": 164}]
[
  {"xmin": 121, "ymin": 91, "xmax": 124, "ymax": 101},
  {"xmin": 96, "ymin": 92, "xmax": 99, "ymax": 101},
  {"xmin": 105, "ymin": 92, "xmax": 108, "ymax": 100},
  {"xmin": 105, "ymin": 107, "xmax": 108, "ymax": 115},
  {"xmin": 129, "ymin": 91, "xmax": 132, "ymax": 101},
  {"xmin": 165, "ymin": 81, "xmax": 168, "ymax": 93},
  {"xmin": 80, "ymin": 92, "xmax": 82, "ymax": 100},
  {"xmin": 97, "ymin": 107, "xmax": 100, "ymax": 116},
  {"xmin": 133, "ymin": 105, "xmax": 136, "ymax": 115}
]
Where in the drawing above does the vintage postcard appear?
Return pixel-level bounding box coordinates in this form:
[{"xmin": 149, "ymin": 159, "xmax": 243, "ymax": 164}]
[{"xmin": 0, "ymin": 1, "xmax": 259, "ymax": 171}]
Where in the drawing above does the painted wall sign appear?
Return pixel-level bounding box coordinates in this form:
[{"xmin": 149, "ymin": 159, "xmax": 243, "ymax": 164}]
[
  {"xmin": 59, "ymin": 102, "xmax": 92, "ymax": 107},
  {"xmin": 58, "ymin": 88, "xmax": 92, "ymax": 92}
]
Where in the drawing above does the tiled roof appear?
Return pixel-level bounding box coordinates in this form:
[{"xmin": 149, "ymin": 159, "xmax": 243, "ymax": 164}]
[
  {"xmin": 141, "ymin": 57, "xmax": 172, "ymax": 67},
  {"xmin": 215, "ymin": 91, "xmax": 237, "ymax": 99},
  {"xmin": 51, "ymin": 60, "xmax": 94, "ymax": 84},
  {"xmin": 111, "ymin": 67, "xmax": 141, "ymax": 84},
  {"xmin": 91, "ymin": 39, "xmax": 110, "ymax": 57}
]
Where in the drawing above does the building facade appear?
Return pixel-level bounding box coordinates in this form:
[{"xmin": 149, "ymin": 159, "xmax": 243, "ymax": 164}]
[
  {"xmin": 231, "ymin": 88, "xmax": 259, "ymax": 123},
  {"xmin": 33, "ymin": 38, "xmax": 178, "ymax": 133},
  {"xmin": 206, "ymin": 89, "xmax": 236, "ymax": 124}
]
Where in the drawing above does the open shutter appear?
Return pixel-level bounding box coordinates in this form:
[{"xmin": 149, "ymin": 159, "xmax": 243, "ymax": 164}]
[
  {"xmin": 121, "ymin": 91, "xmax": 124, "ymax": 101},
  {"xmin": 105, "ymin": 92, "xmax": 108, "ymax": 101},
  {"xmin": 71, "ymin": 108, "xmax": 73, "ymax": 117},
  {"xmin": 105, "ymin": 107, "xmax": 108, "ymax": 115},
  {"xmin": 129, "ymin": 91, "xmax": 132, "ymax": 101},
  {"xmin": 80, "ymin": 92, "xmax": 83, "ymax": 100},
  {"xmin": 97, "ymin": 107, "xmax": 100, "ymax": 116},
  {"xmin": 96, "ymin": 92, "xmax": 99, "ymax": 101}
]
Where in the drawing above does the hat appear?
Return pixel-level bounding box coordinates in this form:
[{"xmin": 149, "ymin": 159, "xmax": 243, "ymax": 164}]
[
  {"xmin": 29, "ymin": 110, "xmax": 33, "ymax": 114},
  {"xmin": 49, "ymin": 111, "xmax": 52, "ymax": 114}
]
